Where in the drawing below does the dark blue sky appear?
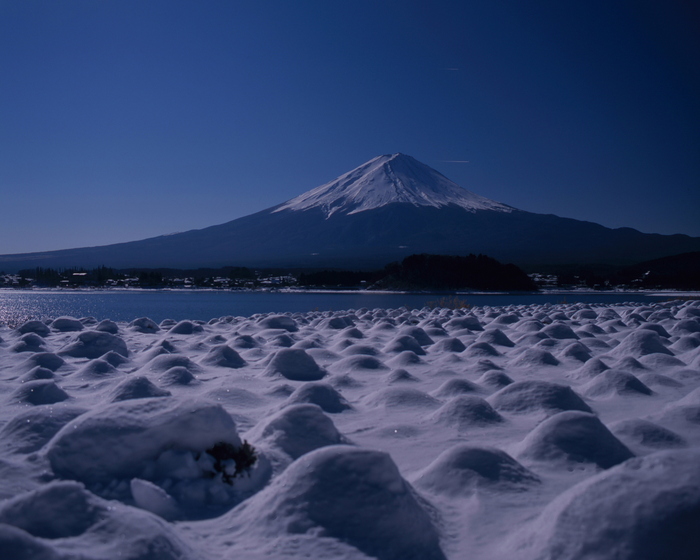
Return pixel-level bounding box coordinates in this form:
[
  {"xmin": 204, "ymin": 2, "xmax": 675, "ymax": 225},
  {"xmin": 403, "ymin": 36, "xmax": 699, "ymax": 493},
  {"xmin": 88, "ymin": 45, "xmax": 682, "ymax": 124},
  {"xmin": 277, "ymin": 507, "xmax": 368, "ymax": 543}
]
[{"xmin": 1, "ymin": 0, "xmax": 698, "ymax": 255}]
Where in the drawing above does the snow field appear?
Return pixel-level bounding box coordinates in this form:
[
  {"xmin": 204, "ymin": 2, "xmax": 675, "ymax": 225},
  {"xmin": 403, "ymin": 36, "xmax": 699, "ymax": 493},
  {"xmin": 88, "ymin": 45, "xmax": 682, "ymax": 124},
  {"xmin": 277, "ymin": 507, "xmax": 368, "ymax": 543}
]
[{"xmin": 0, "ymin": 300, "xmax": 700, "ymax": 559}]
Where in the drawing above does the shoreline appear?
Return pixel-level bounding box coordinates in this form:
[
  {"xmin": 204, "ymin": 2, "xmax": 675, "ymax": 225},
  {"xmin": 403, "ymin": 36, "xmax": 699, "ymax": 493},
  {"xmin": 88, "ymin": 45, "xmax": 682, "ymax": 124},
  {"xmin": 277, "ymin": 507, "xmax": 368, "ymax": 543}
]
[{"xmin": 1, "ymin": 286, "xmax": 698, "ymax": 297}]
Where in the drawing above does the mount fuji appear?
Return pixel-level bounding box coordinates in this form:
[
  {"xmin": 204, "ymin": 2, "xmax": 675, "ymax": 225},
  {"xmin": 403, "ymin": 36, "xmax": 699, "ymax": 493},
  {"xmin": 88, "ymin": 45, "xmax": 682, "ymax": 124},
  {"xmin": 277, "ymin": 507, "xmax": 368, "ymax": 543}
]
[{"xmin": 1, "ymin": 153, "xmax": 699, "ymax": 272}]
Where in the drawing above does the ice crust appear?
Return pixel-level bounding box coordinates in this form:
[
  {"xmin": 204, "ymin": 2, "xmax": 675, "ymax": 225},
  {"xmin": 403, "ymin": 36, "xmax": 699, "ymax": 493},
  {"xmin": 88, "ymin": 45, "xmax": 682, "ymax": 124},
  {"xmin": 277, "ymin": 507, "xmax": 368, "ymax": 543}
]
[{"xmin": 1, "ymin": 299, "xmax": 700, "ymax": 559}]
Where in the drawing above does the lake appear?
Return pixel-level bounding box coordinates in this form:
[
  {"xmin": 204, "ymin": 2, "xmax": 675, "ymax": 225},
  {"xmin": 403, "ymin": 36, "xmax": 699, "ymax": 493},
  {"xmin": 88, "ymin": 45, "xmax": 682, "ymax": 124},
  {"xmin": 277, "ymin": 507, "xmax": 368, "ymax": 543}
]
[{"xmin": 0, "ymin": 289, "xmax": 687, "ymax": 327}]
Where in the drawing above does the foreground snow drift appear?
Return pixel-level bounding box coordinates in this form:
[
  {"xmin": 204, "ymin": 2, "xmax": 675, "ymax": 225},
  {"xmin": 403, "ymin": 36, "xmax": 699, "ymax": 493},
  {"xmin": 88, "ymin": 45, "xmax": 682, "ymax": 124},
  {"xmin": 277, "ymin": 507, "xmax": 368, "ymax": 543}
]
[{"xmin": 1, "ymin": 300, "xmax": 700, "ymax": 559}]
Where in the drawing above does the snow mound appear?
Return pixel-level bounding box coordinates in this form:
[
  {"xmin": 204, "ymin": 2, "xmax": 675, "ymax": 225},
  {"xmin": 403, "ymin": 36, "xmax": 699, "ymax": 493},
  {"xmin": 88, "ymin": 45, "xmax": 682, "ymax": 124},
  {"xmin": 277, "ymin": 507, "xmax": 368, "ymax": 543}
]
[
  {"xmin": 542, "ymin": 323, "xmax": 579, "ymax": 340},
  {"xmin": 16, "ymin": 320, "xmax": 50, "ymax": 337},
  {"xmin": 386, "ymin": 350, "xmax": 423, "ymax": 366},
  {"xmin": 516, "ymin": 411, "xmax": 633, "ymax": 468},
  {"xmin": 572, "ymin": 309, "xmax": 598, "ymax": 320},
  {"xmin": 573, "ymin": 357, "xmax": 609, "ymax": 379},
  {"xmin": 168, "ymin": 320, "xmax": 203, "ymax": 334},
  {"xmin": 46, "ymin": 398, "xmax": 242, "ymax": 484},
  {"xmin": 1, "ymin": 406, "xmax": 86, "ymax": 454},
  {"xmin": 581, "ymin": 369, "xmax": 653, "ymax": 397},
  {"xmin": 640, "ymin": 323, "xmax": 671, "ymax": 338},
  {"xmin": 264, "ymin": 348, "xmax": 326, "ymax": 381},
  {"xmin": 318, "ymin": 315, "xmax": 355, "ymax": 329},
  {"xmin": 269, "ymin": 333, "xmax": 294, "ymax": 347},
  {"xmin": 671, "ymin": 335, "xmax": 700, "ymax": 352},
  {"xmin": 383, "ymin": 335, "xmax": 426, "ymax": 355},
  {"xmin": 478, "ymin": 370, "xmax": 514, "ymax": 389},
  {"xmin": 50, "ymin": 316, "xmax": 84, "ymax": 332},
  {"xmin": 432, "ymin": 378, "xmax": 480, "ymax": 397},
  {"xmin": 109, "ymin": 376, "xmax": 172, "ymax": 402},
  {"xmin": 364, "ymin": 387, "xmax": 441, "ymax": 409},
  {"xmin": 415, "ymin": 445, "xmax": 538, "ymax": 495},
  {"xmin": 399, "ymin": 326, "xmax": 434, "ymax": 346},
  {"xmin": 20, "ymin": 352, "xmax": 65, "ymax": 372},
  {"xmin": 477, "ymin": 328, "xmax": 515, "ymax": 347},
  {"xmin": 248, "ymin": 404, "xmax": 345, "ymax": 461},
  {"xmin": 200, "ymin": 344, "xmax": 246, "ymax": 368},
  {"xmin": 157, "ymin": 366, "xmax": 198, "ymax": 386},
  {"xmin": 231, "ymin": 334, "xmax": 259, "ymax": 348},
  {"xmin": 143, "ymin": 354, "xmax": 201, "ymax": 374},
  {"xmin": 0, "ymin": 480, "xmax": 102, "ymax": 538},
  {"xmin": 340, "ymin": 343, "xmax": 380, "ymax": 356},
  {"xmin": 560, "ymin": 341, "xmax": 592, "ymax": 362},
  {"xmin": 514, "ymin": 347, "xmax": 560, "ymax": 366},
  {"xmin": 333, "ymin": 354, "xmax": 387, "ymax": 371},
  {"xmin": 638, "ymin": 372, "xmax": 683, "ymax": 388},
  {"xmin": 0, "ymin": 481, "xmax": 193, "ymax": 560},
  {"xmin": 385, "ymin": 368, "xmax": 420, "ymax": 383},
  {"xmin": 609, "ymin": 330, "xmax": 674, "ymax": 358},
  {"xmin": 488, "ymin": 381, "xmax": 591, "ymax": 416},
  {"xmin": 430, "ymin": 337, "xmax": 467, "ymax": 352},
  {"xmin": 11, "ymin": 380, "xmax": 69, "ymax": 405},
  {"xmin": 430, "ymin": 396, "xmax": 504, "ymax": 428},
  {"xmin": 515, "ymin": 319, "xmax": 546, "ymax": 332},
  {"xmin": 286, "ymin": 382, "xmax": 351, "ymax": 413},
  {"xmin": 610, "ymin": 418, "xmax": 687, "ymax": 449},
  {"xmin": 11, "ymin": 333, "xmax": 46, "ymax": 353},
  {"xmin": 258, "ymin": 315, "xmax": 298, "ymax": 332},
  {"xmin": 638, "ymin": 353, "xmax": 686, "ymax": 369},
  {"xmin": 72, "ymin": 358, "xmax": 120, "ymax": 380},
  {"xmin": 94, "ymin": 319, "xmax": 119, "ymax": 333},
  {"xmin": 234, "ymin": 445, "xmax": 447, "ymax": 560},
  {"xmin": 0, "ymin": 523, "xmax": 59, "ymax": 560},
  {"xmin": 465, "ymin": 342, "xmax": 501, "ymax": 357},
  {"xmin": 59, "ymin": 331, "xmax": 128, "ymax": 359},
  {"xmin": 672, "ymin": 318, "xmax": 700, "ymax": 335},
  {"xmin": 128, "ymin": 317, "xmax": 160, "ymax": 333},
  {"xmin": 338, "ymin": 326, "xmax": 365, "ymax": 339},
  {"xmin": 490, "ymin": 313, "xmax": 521, "ymax": 326},
  {"xmin": 20, "ymin": 366, "xmax": 54, "ymax": 382},
  {"xmin": 444, "ymin": 315, "xmax": 483, "ymax": 331},
  {"xmin": 520, "ymin": 450, "xmax": 700, "ymax": 560}
]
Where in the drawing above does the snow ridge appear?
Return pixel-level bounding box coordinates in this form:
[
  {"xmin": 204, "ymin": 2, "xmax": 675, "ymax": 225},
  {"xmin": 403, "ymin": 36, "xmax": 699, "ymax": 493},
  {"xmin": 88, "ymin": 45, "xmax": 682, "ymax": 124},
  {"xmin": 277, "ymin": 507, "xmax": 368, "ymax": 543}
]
[{"xmin": 274, "ymin": 153, "xmax": 513, "ymax": 217}]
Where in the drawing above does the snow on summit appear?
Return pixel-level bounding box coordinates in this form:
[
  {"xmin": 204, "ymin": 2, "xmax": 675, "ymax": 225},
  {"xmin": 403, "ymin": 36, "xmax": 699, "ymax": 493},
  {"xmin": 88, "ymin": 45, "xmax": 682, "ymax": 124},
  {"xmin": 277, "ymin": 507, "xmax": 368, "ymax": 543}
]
[{"xmin": 274, "ymin": 153, "xmax": 513, "ymax": 217}]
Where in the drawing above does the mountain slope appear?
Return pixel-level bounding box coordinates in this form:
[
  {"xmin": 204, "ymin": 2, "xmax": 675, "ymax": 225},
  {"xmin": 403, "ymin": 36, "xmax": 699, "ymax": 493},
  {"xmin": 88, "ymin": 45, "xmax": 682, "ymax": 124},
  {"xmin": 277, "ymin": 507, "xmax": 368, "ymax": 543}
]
[{"xmin": 1, "ymin": 154, "xmax": 699, "ymax": 272}]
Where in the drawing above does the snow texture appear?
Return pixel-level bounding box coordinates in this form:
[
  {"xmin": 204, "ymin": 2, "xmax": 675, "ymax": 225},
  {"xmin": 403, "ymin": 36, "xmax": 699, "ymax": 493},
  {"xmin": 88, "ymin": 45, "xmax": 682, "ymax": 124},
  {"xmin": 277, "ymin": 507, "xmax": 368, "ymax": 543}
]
[{"xmin": 1, "ymin": 299, "xmax": 700, "ymax": 559}]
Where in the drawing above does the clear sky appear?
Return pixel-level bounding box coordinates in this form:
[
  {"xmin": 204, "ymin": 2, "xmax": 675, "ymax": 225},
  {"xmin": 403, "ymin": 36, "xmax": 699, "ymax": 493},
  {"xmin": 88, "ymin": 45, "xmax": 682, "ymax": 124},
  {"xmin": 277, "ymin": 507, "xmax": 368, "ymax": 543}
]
[{"xmin": 1, "ymin": 0, "xmax": 698, "ymax": 255}]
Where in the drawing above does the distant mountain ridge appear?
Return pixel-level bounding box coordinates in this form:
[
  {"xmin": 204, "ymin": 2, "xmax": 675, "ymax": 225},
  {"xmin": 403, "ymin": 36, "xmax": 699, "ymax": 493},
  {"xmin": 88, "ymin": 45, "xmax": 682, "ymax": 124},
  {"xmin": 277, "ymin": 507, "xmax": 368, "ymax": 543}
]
[{"xmin": 1, "ymin": 154, "xmax": 699, "ymax": 272}]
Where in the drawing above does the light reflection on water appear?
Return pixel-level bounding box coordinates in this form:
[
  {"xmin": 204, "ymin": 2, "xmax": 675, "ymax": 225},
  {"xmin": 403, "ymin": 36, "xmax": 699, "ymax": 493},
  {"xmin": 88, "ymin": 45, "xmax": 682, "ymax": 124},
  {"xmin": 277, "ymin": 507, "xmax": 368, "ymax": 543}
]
[{"xmin": 0, "ymin": 289, "xmax": 675, "ymax": 327}]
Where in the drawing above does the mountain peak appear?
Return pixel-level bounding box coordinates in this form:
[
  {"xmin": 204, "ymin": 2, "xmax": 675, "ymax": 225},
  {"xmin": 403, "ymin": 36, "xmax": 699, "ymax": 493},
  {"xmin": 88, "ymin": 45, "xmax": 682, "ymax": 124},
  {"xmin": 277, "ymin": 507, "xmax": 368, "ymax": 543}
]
[{"xmin": 273, "ymin": 153, "xmax": 512, "ymax": 217}]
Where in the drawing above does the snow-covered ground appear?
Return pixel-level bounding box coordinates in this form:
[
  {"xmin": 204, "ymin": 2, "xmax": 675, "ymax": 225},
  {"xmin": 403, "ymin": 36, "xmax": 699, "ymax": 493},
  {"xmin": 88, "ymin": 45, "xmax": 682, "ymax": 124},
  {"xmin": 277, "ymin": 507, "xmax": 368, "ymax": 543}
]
[{"xmin": 1, "ymin": 300, "xmax": 700, "ymax": 559}]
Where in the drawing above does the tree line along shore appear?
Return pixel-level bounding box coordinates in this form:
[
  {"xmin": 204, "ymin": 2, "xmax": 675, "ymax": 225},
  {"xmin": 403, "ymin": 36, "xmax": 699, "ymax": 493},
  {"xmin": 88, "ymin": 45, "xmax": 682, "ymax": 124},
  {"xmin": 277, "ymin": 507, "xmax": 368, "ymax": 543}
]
[{"xmin": 1, "ymin": 251, "xmax": 699, "ymax": 292}]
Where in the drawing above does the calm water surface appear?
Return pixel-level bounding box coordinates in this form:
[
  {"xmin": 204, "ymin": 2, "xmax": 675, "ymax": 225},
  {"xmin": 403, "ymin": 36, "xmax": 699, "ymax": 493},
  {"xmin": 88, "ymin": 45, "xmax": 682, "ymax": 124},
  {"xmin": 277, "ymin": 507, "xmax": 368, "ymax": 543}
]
[{"xmin": 0, "ymin": 289, "xmax": 683, "ymax": 326}]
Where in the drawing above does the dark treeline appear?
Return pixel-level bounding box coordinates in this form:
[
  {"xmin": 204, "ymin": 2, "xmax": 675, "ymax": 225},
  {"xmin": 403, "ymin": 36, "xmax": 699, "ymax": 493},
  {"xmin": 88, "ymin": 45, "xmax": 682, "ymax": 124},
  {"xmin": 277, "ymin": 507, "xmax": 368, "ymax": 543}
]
[
  {"xmin": 300, "ymin": 254, "xmax": 537, "ymax": 291},
  {"xmin": 14, "ymin": 265, "xmax": 259, "ymax": 288},
  {"xmin": 9, "ymin": 252, "xmax": 698, "ymax": 291},
  {"xmin": 613, "ymin": 252, "xmax": 700, "ymax": 290},
  {"xmin": 548, "ymin": 252, "xmax": 700, "ymax": 291},
  {"xmin": 18, "ymin": 266, "xmax": 121, "ymax": 286},
  {"xmin": 381, "ymin": 254, "xmax": 537, "ymax": 291}
]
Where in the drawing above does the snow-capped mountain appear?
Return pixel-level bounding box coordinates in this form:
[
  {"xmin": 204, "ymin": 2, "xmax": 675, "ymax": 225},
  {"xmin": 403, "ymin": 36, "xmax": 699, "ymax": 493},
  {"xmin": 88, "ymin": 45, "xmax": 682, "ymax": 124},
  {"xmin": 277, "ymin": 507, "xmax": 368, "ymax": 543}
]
[
  {"xmin": 1, "ymin": 154, "xmax": 699, "ymax": 272},
  {"xmin": 274, "ymin": 153, "xmax": 512, "ymax": 217}
]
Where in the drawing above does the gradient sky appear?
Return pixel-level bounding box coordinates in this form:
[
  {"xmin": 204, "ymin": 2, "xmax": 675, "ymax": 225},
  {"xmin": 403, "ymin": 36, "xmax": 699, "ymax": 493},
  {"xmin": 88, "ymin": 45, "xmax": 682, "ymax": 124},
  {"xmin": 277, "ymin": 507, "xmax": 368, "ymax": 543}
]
[{"xmin": 1, "ymin": 0, "xmax": 698, "ymax": 255}]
